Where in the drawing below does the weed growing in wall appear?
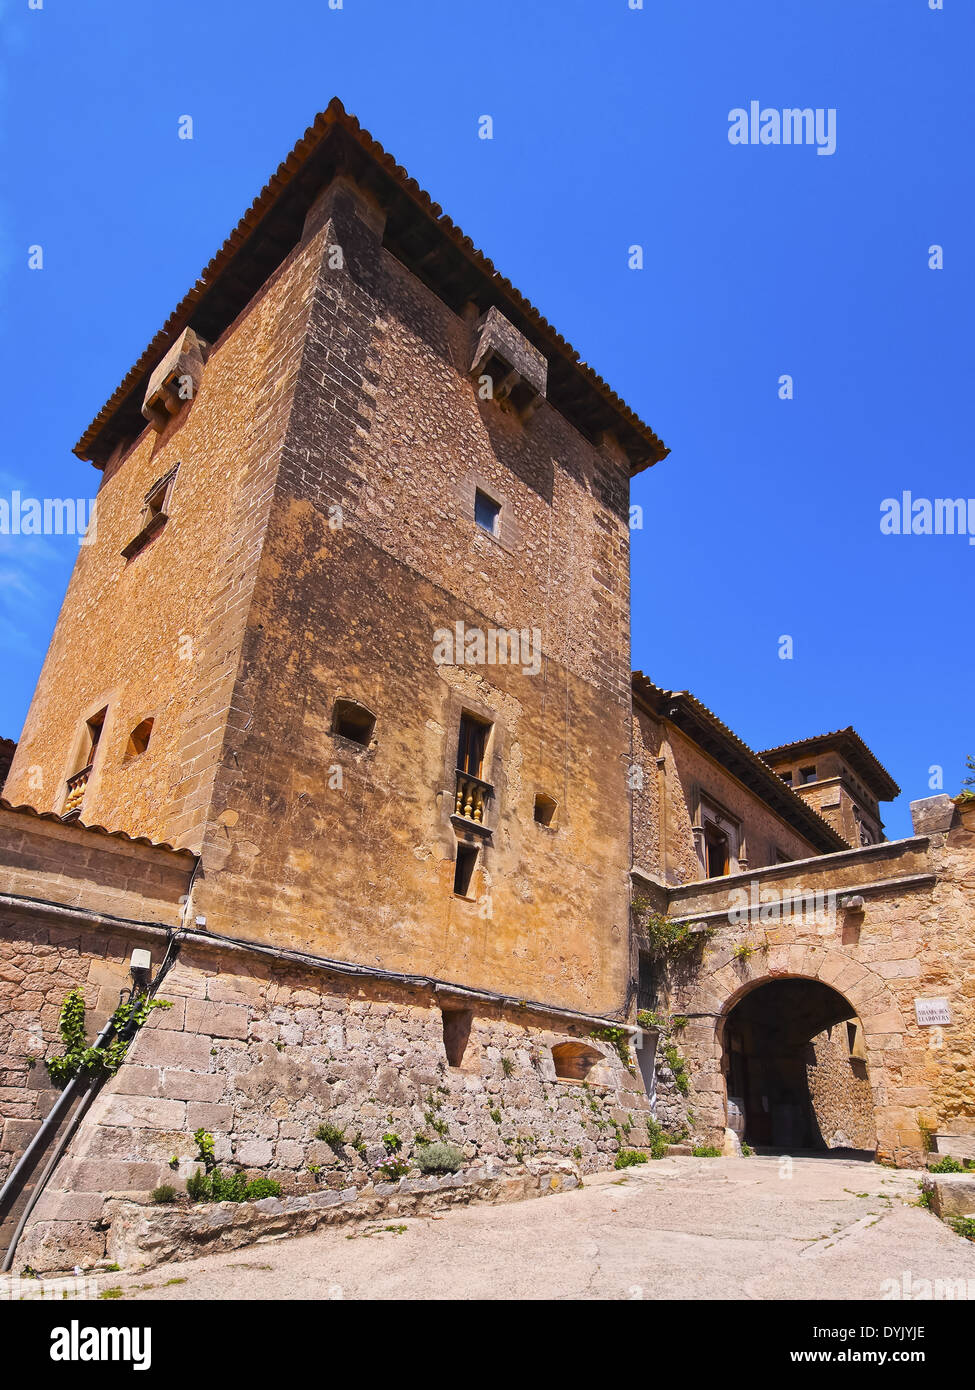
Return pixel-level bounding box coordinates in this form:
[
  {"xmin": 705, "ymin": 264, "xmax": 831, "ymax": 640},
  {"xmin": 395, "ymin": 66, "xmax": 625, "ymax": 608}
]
[
  {"xmin": 614, "ymin": 1149, "xmax": 648, "ymax": 1169},
  {"xmin": 315, "ymin": 1121, "xmax": 346, "ymax": 1146},
  {"xmin": 589, "ymin": 1025, "xmax": 634, "ymax": 1071},
  {"xmin": 413, "ymin": 1142, "xmax": 465, "ymax": 1174}
]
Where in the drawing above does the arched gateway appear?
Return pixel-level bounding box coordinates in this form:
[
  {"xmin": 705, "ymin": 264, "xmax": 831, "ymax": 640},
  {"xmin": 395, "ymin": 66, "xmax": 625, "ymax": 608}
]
[
  {"xmin": 720, "ymin": 978, "xmax": 876, "ymax": 1153},
  {"xmin": 668, "ymin": 943, "xmax": 925, "ymax": 1165}
]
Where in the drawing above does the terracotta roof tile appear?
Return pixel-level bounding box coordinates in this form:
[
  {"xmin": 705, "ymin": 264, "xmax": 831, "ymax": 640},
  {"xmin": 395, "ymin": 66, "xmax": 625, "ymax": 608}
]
[
  {"xmin": 0, "ymin": 798, "xmax": 193, "ymax": 856},
  {"xmin": 74, "ymin": 98, "xmax": 669, "ymax": 475}
]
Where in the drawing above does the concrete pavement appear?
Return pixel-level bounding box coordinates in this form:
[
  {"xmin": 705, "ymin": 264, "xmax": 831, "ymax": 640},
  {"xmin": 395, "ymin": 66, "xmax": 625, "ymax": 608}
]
[{"xmin": 103, "ymin": 1154, "xmax": 975, "ymax": 1301}]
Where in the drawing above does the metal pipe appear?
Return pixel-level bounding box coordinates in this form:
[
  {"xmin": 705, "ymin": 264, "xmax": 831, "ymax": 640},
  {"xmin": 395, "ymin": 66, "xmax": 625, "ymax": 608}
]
[
  {"xmin": 0, "ymin": 932, "xmax": 181, "ymax": 1271},
  {"xmin": 0, "ymin": 1013, "xmax": 117, "ymax": 1225},
  {"xmin": 0, "ymin": 1070, "xmax": 103, "ymax": 1273}
]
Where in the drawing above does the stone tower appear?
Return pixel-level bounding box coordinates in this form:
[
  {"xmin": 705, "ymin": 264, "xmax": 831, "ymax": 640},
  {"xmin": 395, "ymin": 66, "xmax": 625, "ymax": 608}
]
[
  {"xmin": 758, "ymin": 729, "xmax": 900, "ymax": 846},
  {"xmin": 3, "ymin": 101, "xmax": 668, "ymax": 1016}
]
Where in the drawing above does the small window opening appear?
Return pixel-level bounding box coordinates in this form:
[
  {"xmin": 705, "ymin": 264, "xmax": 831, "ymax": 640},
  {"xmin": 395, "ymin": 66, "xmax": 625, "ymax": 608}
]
[
  {"xmin": 64, "ymin": 706, "xmax": 106, "ymax": 820},
  {"xmin": 780, "ymin": 771, "xmax": 793, "ymax": 786},
  {"xmin": 637, "ymin": 951, "xmax": 656, "ymax": 1013},
  {"xmin": 124, "ymin": 718, "xmax": 154, "ymax": 762},
  {"xmin": 85, "ymin": 708, "xmax": 107, "ymax": 765},
  {"xmin": 474, "ymin": 488, "xmax": 501, "ymax": 536},
  {"xmin": 453, "ymin": 842, "xmax": 478, "ymax": 898},
  {"xmin": 332, "ymin": 699, "xmax": 376, "ymax": 747},
  {"xmin": 704, "ymin": 822, "xmax": 730, "ymax": 878},
  {"xmin": 143, "ymin": 466, "xmax": 178, "ymax": 524},
  {"xmin": 441, "ymin": 1007, "xmax": 473, "ymax": 1068},
  {"xmin": 800, "ymin": 765, "xmax": 817, "ymax": 784},
  {"xmin": 122, "ymin": 467, "xmax": 178, "ymax": 560},
  {"xmin": 146, "ymin": 482, "xmax": 168, "ymax": 522},
  {"xmin": 533, "ymin": 792, "xmax": 558, "ymax": 827},
  {"xmin": 551, "ymin": 1041, "xmax": 602, "ymax": 1082}
]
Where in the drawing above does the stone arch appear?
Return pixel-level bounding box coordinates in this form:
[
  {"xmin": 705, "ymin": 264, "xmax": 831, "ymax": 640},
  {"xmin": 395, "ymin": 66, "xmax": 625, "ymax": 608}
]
[
  {"xmin": 676, "ymin": 943, "xmax": 923, "ymax": 1164},
  {"xmin": 720, "ymin": 976, "xmax": 875, "ymax": 1152}
]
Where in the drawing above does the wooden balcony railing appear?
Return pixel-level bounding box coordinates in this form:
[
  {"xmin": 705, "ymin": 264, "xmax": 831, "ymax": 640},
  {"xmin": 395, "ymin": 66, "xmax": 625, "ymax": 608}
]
[
  {"xmin": 62, "ymin": 765, "xmax": 92, "ymax": 821},
  {"xmin": 453, "ymin": 770, "xmax": 493, "ymax": 825}
]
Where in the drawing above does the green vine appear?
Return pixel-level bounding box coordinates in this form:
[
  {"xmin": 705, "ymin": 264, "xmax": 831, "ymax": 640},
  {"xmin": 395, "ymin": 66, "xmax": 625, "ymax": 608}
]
[
  {"xmin": 632, "ymin": 902, "xmax": 714, "ymax": 962},
  {"xmin": 663, "ymin": 1043, "xmax": 690, "ymax": 1096},
  {"xmin": 44, "ymin": 988, "xmax": 172, "ymax": 1089},
  {"xmin": 589, "ymin": 1026, "xmax": 634, "ymax": 1072}
]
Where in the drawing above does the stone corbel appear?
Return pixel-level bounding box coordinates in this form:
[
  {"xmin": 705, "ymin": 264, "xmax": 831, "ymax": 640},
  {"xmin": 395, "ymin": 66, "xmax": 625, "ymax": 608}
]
[
  {"xmin": 141, "ymin": 328, "xmax": 210, "ymax": 432},
  {"xmin": 469, "ymin": 306, "xmax": 547, "ymax": 421}
]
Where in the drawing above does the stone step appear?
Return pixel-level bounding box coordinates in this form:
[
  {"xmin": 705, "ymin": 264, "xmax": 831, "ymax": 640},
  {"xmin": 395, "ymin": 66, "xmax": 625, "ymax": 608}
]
[{"xmin": 921, "ymin": 1173, "xmax": 975, "ymax": 1219}]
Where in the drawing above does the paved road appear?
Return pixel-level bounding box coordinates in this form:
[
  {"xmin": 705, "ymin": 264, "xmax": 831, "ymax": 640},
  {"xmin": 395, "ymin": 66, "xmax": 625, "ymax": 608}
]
[{"xmin": 107, "ymin": 1155, "xmax": 975, "ymax": 1301}]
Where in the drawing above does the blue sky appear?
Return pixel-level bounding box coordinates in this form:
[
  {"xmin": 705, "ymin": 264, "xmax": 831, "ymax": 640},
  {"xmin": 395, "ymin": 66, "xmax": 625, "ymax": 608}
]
[{"xmin": 0, "ymin": 0, "xmax": 971, "ymax": 837}]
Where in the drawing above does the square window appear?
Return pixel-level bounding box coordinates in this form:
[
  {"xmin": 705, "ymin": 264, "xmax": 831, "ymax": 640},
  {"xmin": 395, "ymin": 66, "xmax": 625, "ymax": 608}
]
[
  {"xmin": 474, "ymin": 488, "xmax": 501, "ymax": 536},
  {"xmin": 800, "ymin": 766, "xmax": 817, "ymax": 784},
  {"xmin": 533, "ymin": 793, "xmax": 558, "ymax": 827},
  {"xmin": 332, "ymin": 699, "xmax": 376, "ymax": 747}
]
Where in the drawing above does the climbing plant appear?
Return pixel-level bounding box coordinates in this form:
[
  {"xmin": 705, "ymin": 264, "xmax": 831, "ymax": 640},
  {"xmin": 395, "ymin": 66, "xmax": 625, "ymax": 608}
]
[
  {"xmin": 632, "ymin": 901, "xmax": 713, "ymax": 962},
  {"xmin": 589, "ymin": 1025, "xmax": 634, "ymax": 1072},
  {"xmin": 44, "ymin": 987, "xmax": 172, "ymax": 1089}
]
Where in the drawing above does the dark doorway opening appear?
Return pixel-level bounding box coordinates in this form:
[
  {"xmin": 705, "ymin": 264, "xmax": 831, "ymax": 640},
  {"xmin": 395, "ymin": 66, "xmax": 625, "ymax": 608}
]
[{"xmin": 722, "ymin": 978, "xmax": 876, "ymax": 1155}]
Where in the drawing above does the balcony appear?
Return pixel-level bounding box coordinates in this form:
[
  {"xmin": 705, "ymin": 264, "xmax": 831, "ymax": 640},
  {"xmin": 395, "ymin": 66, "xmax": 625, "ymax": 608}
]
[
  {"xmin": 62, "ymin": 765, "xmax": 92, "ymax": 821},
  {"xmin": 453, "ymin": 770, "xmax": 493, "ymax": 828}
]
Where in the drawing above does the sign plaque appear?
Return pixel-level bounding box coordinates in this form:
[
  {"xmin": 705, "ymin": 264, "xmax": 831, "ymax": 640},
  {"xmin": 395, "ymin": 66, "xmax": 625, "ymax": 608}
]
[{"xmin": 915, "ymin": 998, "xmax": 952, "ymax": 1026}]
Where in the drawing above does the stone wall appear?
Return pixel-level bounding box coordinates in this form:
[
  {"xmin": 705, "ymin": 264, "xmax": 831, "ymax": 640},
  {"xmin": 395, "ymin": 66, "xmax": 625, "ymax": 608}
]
[
  {"xmin": 806, "ymin": 1023, "xmax": 876, "ymax": 1151},
  {"xmin": 0, "ymin": 807, "xmax": 191, "ymax": 1185},
  {"xmin": 103, "ymin": 1160, "xmax": 581, "ymax": 1273},
  {"xmin": 0, "ymin": 913, "xmax": 169, "ymax": 1187},
  {"xmin": 18, "ymin": 932, "xmax": 649, "ymax": 1270}
]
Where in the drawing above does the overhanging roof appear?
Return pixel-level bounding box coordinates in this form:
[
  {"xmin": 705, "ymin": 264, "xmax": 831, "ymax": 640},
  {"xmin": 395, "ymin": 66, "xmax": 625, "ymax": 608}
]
[
  {"xmin": 74, "ymin": 98, "xmax": 670, "ymax": 474},
  {"xmin": 632, "ymin": 673, "xmax": 849, "ymax": 855},
  {"xmin": 758, "ymin": 729, "xmax": 900, "ymax": 802},
  {"xmin": 0, "ymin": 797, "xmax": 192, "ymax": 854}
]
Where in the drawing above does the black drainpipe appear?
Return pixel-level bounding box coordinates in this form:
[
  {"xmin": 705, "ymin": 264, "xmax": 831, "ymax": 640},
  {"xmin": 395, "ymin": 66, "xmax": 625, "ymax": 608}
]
[{"xmin": 0, "ymin": 928, "xmax": 181, "ymax": 1272}]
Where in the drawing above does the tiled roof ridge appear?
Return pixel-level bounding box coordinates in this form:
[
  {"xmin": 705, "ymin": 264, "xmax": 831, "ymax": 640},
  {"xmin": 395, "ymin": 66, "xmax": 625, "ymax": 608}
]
[
  {"xmin": 631, "ymin": 672, "xmax": 850, "ymax": 851},
  {"xmin": 74, "ymin": 97, "xmax": 668, "ymax": 471}
]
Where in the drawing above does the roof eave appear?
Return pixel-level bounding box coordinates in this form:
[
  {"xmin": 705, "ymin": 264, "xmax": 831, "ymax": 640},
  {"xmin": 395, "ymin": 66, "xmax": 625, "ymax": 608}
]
[
  {"xmin": 758, "ymin": 730, "xmax": 900, "ymax": 802},
  {"xmin": 73, "ymin": 99, "xmax": 669, "ymax": 477},
  {"xmin": 631, "ymin": 672, "xmax": 849, "ymax": 855}
]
